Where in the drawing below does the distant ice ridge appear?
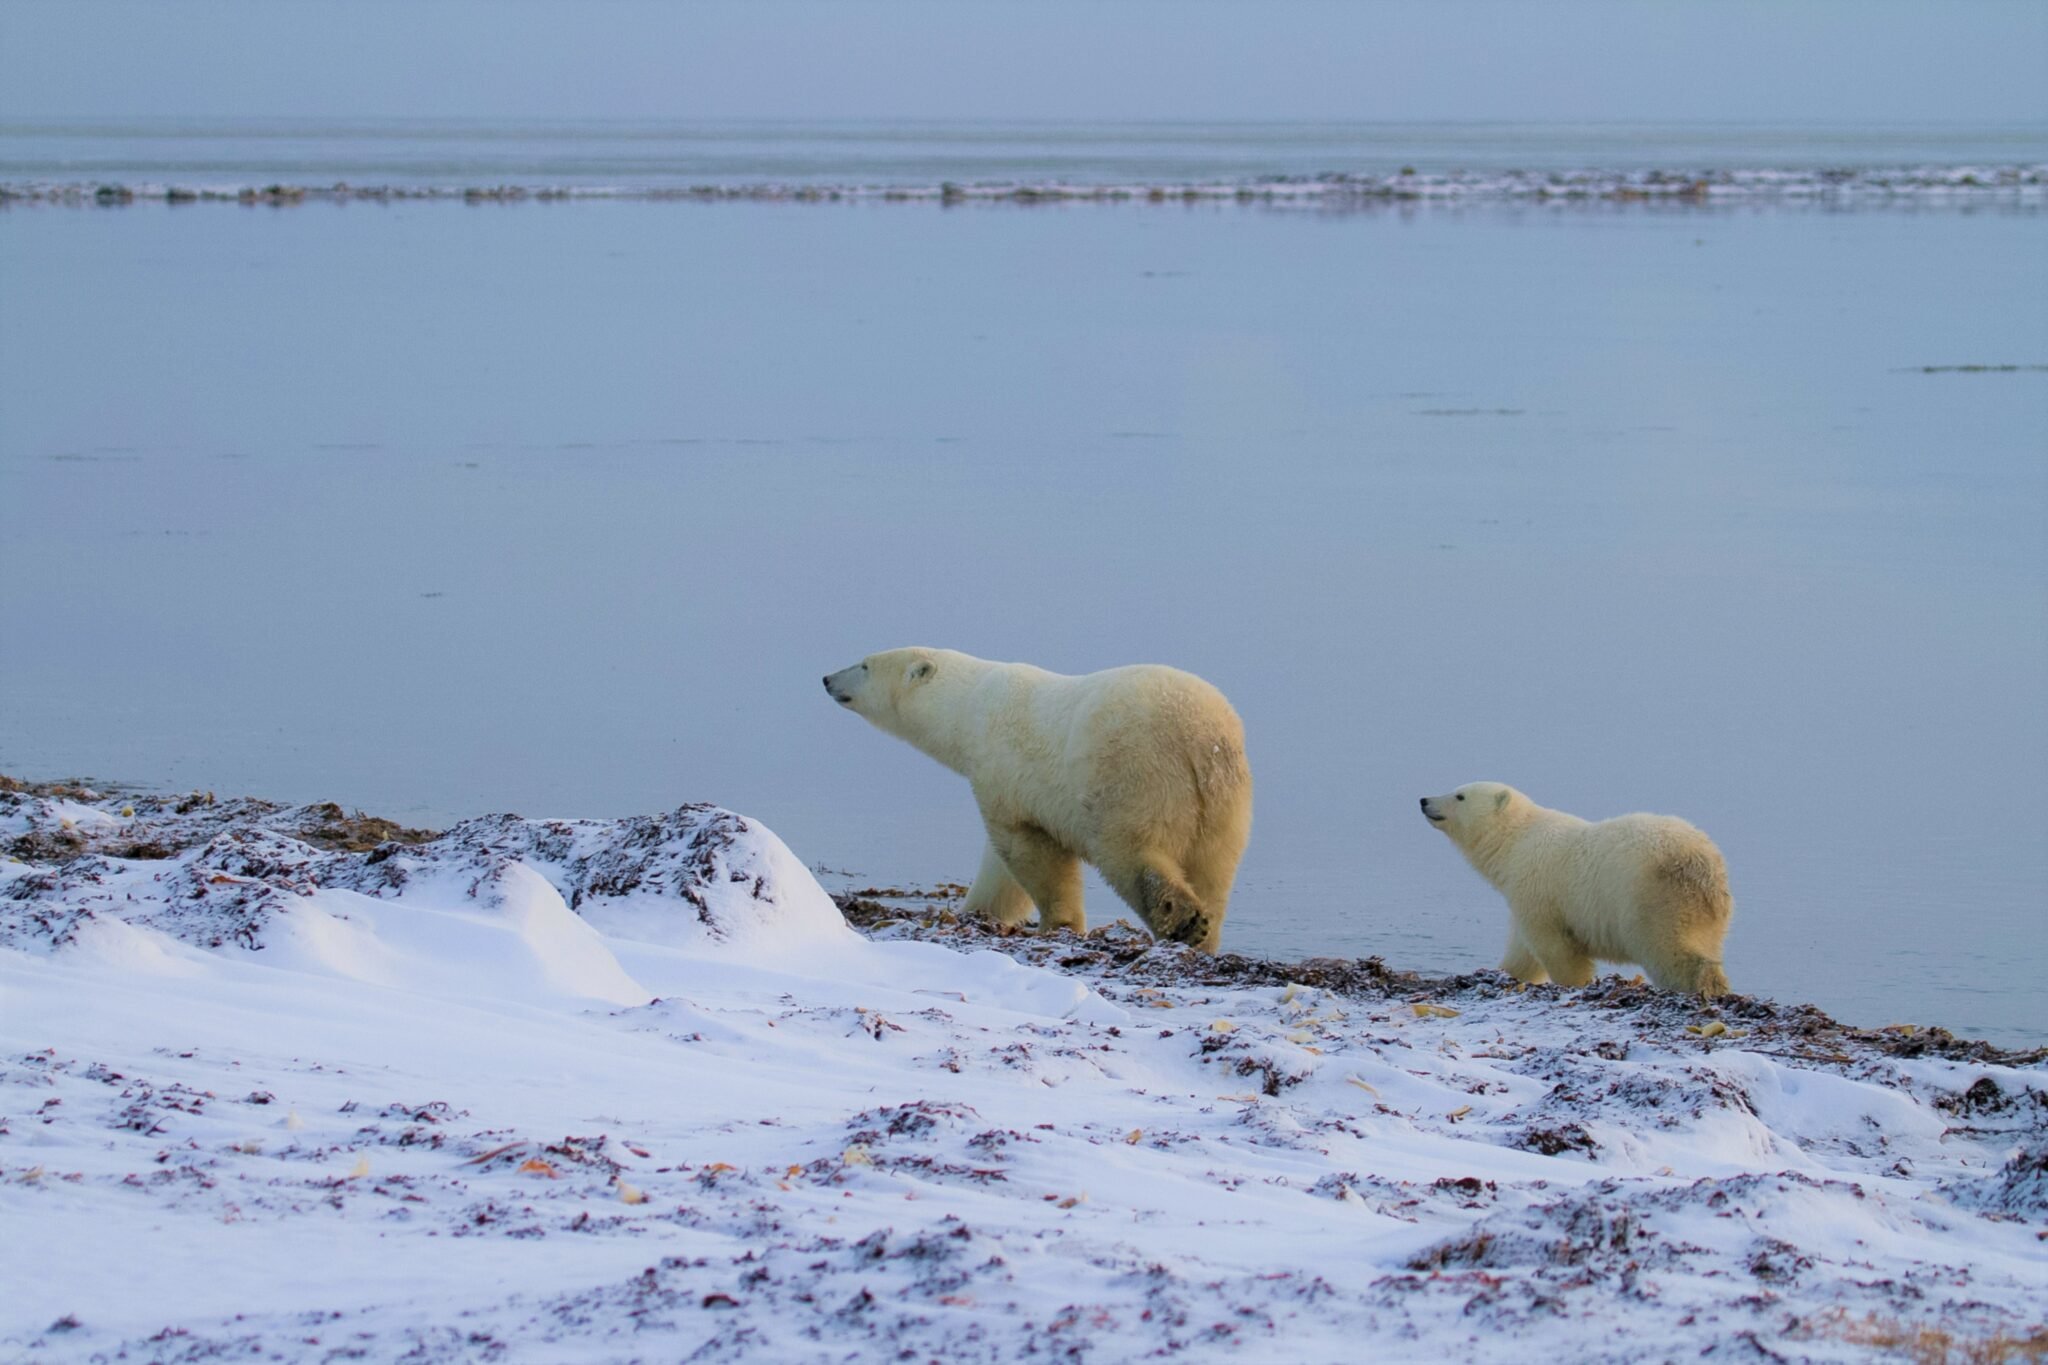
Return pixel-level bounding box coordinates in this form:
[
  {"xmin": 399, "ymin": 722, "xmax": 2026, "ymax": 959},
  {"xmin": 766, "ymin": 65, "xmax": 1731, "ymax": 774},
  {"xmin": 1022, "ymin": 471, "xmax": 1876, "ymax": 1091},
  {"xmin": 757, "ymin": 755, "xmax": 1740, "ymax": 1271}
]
[{"xmin": 6, "ymin": 162, "xmax": 2044, "ymax": 206}]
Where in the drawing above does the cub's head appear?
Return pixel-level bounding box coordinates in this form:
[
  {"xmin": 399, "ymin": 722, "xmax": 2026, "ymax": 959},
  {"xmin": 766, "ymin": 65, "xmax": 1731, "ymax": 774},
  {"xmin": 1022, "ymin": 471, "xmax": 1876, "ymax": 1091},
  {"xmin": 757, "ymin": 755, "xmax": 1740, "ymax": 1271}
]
[
  {"xmin": 1419, "ymin": 782, "xmax": 1522, "ymax": 846},
  {"xmin": 822, "ymin": 648, "xmax": 948, "ymax": 737}
]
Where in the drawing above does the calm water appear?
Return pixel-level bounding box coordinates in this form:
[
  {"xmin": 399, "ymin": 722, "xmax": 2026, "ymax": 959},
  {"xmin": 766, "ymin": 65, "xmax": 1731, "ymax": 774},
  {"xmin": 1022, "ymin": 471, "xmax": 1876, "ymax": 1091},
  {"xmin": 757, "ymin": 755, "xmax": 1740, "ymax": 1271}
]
[{"xmin": 2, "ymin": 125, "xmax": 2043, "ymax": 1044}]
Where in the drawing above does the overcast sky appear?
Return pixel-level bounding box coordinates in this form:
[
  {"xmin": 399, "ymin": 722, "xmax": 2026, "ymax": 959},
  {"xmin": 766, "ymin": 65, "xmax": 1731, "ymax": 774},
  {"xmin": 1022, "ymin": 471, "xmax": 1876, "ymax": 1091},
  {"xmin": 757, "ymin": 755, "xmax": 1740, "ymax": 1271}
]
[{"xmin": 2, "ymin": 0, "xmax": 2043, "ymax": 125}]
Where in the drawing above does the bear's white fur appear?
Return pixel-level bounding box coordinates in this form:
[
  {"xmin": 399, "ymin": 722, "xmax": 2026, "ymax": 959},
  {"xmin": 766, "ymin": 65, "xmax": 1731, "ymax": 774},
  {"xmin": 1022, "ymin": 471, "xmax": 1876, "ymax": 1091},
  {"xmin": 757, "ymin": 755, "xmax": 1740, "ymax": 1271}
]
[
  {"xmin": 1420, "ymin": 782, "xmax": 1732, "ymax": 996},
  {"xmin": 825, "ymin": 648, "xmax": 1252, "ymax": 951}
]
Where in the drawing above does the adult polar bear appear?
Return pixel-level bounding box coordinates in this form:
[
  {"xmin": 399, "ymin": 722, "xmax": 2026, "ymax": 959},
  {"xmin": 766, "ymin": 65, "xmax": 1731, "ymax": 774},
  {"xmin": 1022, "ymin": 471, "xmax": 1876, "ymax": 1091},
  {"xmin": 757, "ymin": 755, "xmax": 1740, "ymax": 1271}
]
[
  {"xmin": 825, "ymin": 649, "xmax": 1251, "ymax": 951},
  {"xmin": 1420, "ymin": 782, "xmax": 1733, "ymax": 996}
]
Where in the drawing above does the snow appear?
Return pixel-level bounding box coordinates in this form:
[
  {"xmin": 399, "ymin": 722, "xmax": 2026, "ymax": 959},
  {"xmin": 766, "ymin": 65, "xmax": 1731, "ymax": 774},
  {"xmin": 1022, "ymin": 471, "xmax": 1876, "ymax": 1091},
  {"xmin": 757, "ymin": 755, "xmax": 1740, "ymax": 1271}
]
[
  {"xmin": 8, "ymin": 162, "xmax": 2047, "ymax": 208},
  {"xmin": 2, "ymin": 784, "xmax": 2042, "ymax": 1361}
]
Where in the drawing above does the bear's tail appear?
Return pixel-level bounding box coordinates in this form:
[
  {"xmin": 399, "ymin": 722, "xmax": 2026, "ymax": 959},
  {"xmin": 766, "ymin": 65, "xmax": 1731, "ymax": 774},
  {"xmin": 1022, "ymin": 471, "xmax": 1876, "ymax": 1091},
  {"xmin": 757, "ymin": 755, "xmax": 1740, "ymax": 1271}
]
[{"xmin": 1656, "ymin": 847, "xmax": 1733, "ymax": 924}]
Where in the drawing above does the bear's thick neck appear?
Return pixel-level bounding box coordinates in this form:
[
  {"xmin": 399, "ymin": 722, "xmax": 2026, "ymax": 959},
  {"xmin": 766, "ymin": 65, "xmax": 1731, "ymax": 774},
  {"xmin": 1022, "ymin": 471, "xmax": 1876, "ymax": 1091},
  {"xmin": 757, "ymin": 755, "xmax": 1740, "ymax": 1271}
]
[
  {"xmin": 885, "ymin": 667, "xmax": 984, "ymax": 777},
  {"xmin": 899, "ymin": 711, "xmax": 973, "ymax": 776},
  {"xmin": 1459, "ymin": 806, "xmax": 1536, "ymax": 888}
]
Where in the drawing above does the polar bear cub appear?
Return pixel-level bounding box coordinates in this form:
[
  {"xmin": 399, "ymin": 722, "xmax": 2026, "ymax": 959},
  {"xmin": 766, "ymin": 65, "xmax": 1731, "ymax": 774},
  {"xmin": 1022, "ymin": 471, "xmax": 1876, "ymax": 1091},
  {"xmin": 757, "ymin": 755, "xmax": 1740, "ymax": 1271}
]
[
  {"xmin": 1420, "ymin": 782, "xmax": 1732, "ymax": 996},
  {"xmin": 824, "ymin": 648, "xmax": 1252, "ymax": 951}
]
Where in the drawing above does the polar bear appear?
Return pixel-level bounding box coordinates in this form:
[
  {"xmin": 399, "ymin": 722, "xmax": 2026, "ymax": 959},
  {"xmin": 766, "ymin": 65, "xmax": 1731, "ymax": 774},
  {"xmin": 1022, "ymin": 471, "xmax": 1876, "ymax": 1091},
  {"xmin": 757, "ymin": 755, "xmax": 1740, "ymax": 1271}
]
[
  {"xmin": 1419, "ymin": 782, "xmax": 1732, "ymax": 996},
  {"xmin": 824, "ymin": 649, "xmax": 1252, "ymax": 951}
]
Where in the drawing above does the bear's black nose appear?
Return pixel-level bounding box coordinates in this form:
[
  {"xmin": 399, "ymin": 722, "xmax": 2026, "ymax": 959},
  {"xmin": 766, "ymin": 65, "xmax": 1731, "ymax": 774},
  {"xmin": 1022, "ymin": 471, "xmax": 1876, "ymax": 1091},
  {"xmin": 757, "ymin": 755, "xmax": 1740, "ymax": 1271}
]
[
  {"xmin": 1418, "ymin": 797, "xmax": 1429, "ymax": 810},
  {"xmin": 821, "ymin": 676, "xmax": 832, "ymax": 690}
]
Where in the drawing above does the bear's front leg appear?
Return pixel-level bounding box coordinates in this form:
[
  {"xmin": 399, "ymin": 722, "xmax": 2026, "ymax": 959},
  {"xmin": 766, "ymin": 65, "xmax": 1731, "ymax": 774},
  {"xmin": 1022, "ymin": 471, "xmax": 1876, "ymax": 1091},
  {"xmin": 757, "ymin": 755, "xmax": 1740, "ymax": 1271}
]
[
  {"xmin": 962, "ymin": 838, "xmax": 1034, "ymax": 927},
  {"xmin": 1136, "ymin": 864, "xmax": 1212, "ymax": 950},
  {"xmin": 985, "ymin": 821, "xmax": 1085, "ymax": 935},
  {"xmin": 1500, "ymin": 926, "xmax": 1548, "ymax": 984},
  {"xmin": 1523, "ymin": 923, "xmax": 1595, "ymax": 988},
  {"xmin": 1099, "ymin": 857, "xmax": 1215, "ymax": 950}
]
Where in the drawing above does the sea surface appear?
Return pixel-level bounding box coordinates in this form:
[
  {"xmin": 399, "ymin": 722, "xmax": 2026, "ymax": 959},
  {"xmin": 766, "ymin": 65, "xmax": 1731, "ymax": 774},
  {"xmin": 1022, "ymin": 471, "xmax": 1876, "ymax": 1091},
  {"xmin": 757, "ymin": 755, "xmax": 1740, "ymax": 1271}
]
[{"xmin": 2, "ymin": 120, "xmax": 2043, "ymax": 1043}]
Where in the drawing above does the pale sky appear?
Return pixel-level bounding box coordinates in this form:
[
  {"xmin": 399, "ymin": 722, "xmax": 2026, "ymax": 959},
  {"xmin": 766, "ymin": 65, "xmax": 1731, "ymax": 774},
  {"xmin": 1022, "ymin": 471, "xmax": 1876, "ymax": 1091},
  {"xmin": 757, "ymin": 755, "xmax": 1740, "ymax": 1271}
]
[{"xmin": 2, "ymin": 0, "xmax": 2044, "ymax": 125}]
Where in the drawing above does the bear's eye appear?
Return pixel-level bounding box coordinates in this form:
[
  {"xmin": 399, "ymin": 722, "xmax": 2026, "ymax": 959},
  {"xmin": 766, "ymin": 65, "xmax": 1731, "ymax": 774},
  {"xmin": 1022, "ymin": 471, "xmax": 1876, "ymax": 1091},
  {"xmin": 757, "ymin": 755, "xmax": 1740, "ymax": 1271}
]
[{"xmin": 1456, "ymin": 794, "xmax": 1465, "ymax": 801}]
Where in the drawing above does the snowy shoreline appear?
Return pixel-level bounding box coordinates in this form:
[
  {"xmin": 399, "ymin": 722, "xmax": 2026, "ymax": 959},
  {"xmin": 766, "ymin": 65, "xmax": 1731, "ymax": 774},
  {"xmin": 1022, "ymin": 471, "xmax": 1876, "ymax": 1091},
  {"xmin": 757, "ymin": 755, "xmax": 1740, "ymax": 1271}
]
[
  {"xmin": 3, "ymin": 779, "xmax": 2043, "ymax": 1361},
  {"xmin": 5, "ymin": 162, "xmax": 2046, "ymax": 209}
]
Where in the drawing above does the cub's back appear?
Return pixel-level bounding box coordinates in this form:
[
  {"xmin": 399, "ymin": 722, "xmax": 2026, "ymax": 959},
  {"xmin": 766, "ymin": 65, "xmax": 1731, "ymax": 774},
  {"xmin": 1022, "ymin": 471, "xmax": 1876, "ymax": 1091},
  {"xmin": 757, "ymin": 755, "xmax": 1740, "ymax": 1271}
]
[{"xmin": 1585, "ymin": 812, "xmax": 1728, "ymax": 898}]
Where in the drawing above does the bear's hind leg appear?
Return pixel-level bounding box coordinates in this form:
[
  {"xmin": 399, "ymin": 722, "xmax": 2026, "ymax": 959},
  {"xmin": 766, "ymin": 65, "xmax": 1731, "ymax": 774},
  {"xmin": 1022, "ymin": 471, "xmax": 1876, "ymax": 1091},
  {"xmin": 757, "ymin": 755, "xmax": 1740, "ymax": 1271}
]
[
  {"xmin": 962, "ymin": 838, "xmax": 1034, "ymax": 927},
  {"xmin": 1522, "ymin": 924, "xmax": 1595, "ymax": 988},
  {"xmin": 988, "ymin": 823, "xmax": 1086, "ymax": 935},
  {"xmin": 1639, "ymin": 864, "xmax": 1733, "ymax": 997},
  {"xmin": 1643, "ymin": 950, "xmax": 1731, "ymax": 998}
]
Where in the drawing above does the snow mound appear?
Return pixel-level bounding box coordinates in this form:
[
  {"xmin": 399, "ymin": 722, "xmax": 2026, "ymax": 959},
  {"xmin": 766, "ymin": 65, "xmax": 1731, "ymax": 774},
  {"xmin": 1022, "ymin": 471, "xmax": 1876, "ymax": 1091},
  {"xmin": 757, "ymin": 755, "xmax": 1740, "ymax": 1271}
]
[
  {"xmin": 0, "ymin": 782, "xmax": 435, "ymax": 863},
  {"xmin": 332, "ymin": 805, "xmax": 855, "ymax": 954},
  {"xmin": 1, "ymin": 787, "xmax": 852, "ymax": 963},
  {"xmin": 256, "ymin": 869, "xmax": 652, "ymax": 1006},
  {"xmin": 1949, "ymin": 1144, "xmax": 2048, "ymax": 1216},
  {"xmin": 1934, "ymin": 1077, "xmax": 2048, "ymax": 1214}
]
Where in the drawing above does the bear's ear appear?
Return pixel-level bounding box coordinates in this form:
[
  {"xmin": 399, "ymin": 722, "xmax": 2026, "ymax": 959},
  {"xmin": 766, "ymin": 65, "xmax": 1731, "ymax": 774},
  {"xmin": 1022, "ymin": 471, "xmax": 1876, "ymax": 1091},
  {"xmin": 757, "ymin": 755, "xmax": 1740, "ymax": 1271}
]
[
  {"xmin": 1493, "ymin": 789, "xmax": 1511, "ymax": 811},
  {"xmin": 910, "ymin": 660, "xmax": 935, "ymax": 682}
]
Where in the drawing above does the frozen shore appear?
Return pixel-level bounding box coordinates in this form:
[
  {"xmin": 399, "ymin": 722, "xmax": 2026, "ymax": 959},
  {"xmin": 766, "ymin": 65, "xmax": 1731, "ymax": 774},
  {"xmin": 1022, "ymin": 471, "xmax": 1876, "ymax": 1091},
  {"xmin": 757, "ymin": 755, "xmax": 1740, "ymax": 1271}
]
[
  {"xmin": 2, "ymin": 779, "xmax": 2042, "ymax": 1362},
  {"xmin": 5, "ymin": 162, "xmax": 2046, "ymax": 209}
]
